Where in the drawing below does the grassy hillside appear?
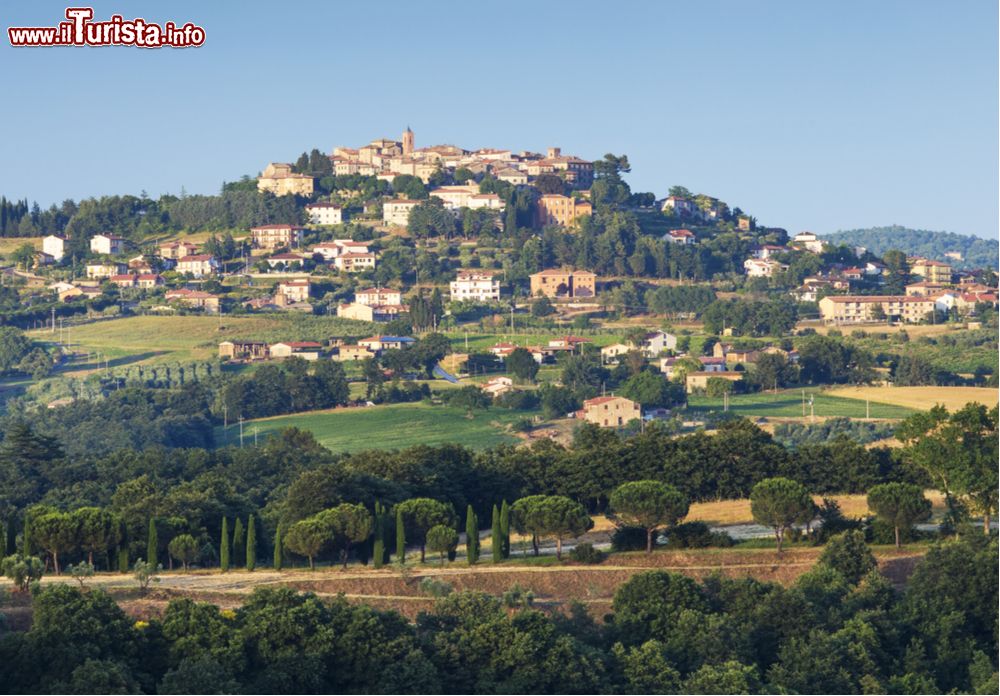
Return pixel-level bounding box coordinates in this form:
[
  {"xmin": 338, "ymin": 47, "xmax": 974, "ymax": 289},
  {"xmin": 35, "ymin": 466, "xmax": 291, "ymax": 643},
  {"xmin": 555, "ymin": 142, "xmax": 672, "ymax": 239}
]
[
  {"xmin": 687, "ymin": 388, "xmax": 916, "ymax": 419},
  {"xmin": 822, "ymin": 225, "xmax": 998, "ymax": 269}
]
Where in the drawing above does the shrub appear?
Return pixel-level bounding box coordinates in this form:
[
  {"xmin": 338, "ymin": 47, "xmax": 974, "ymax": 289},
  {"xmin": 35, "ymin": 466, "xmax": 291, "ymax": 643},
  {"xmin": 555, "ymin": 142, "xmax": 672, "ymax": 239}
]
[
  {"xmin": 568, "ymin": 542, "xmax": 605, "ymax": 564},
  {"xmin": 502, "ymin": 583, "xmax": 535, "ymax": 608},
  {"xmin": 663, "ymin": 522, "xmax": 734, "ymax": 549},
  {"xmin": 419, "ymin": 577, "xmax": 453, "ymax": 598},
  {"xmin": 611, "ymin": 526, "xmax": 652, "ymax": 552}
]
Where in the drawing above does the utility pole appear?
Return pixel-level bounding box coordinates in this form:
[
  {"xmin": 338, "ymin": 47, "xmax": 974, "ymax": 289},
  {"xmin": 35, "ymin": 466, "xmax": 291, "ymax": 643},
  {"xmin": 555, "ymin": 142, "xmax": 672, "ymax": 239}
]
[
  {"xmin": 866, "ymin": 399, "xmax": 870, "ymax": 419},
  {"xmin": 801, "ymin": 389, "xmax": 806, "ymax": 417},
  {"xmin": 51, "ymin": 307, "xmax": 56, "ymax": 333},
  {"xmin": 239, "ymin": 415, "xmax": 244, "ymax": 447}
]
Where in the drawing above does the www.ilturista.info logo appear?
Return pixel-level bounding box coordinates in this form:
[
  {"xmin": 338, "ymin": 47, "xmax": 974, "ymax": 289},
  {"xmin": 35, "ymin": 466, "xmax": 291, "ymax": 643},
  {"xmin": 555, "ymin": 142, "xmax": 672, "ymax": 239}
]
[{"xmin": 8, "ymin": 7, "xmax": 205, "ymax": 48}]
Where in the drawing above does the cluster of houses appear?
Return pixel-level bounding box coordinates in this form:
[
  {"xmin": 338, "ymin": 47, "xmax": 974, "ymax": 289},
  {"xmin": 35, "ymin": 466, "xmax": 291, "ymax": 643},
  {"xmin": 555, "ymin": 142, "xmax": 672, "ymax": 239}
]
[
  {"xmin": 219, "ymin": 335, "xmax": 416, "ymax": 363},
  {"xmin": 258, "ymin": 128, "xmax": 596, "ymax": 231},
  {"xmin": 818, "ymin": 277, "xmax": 998, "ymax": 324}
]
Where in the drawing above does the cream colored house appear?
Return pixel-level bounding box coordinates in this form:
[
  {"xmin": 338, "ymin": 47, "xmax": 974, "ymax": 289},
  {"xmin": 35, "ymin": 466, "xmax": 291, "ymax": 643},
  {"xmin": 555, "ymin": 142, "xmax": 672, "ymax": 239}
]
[
  {"xmin": 685, "ymin": 371, "xmax": 743, "ymax": 394},
  {"xmin": 355, "ymin": 287, "xmax": 402, "ymax": 306},
  {"xmin": 176, "ymin": 254, "xmax": 219, "ymax": 277},
  {"xmin": 579, "ymin": 396, "xmax": 641, "ymax": 428},
  {"xmin": 269, "ymin": 341, "xmax": 322, "ymax": 360},
  {"xmin": 277, "ymin": 279, "xmax": 311, "ymax": 303},
  {"xmin": 251, "ymin": 224, "xmax": 305, "ymax": 250},
  {"xmin": 818, "ymin": 295, "xmax": 936, "ymax": 324},
  {"xmin": 257, "ymin": 162, "xmax": 315, "ymax": 196},
  {"xmin": 383, "ymin": 199, "xmax": 421, "ymax": 226},
  {"xmin": 86, "ymin": 262, "xmax": 127, "ymax": 279},
  {"xmin": 333, "ymin": 252, "xmax": 376, "ymax": 272}
]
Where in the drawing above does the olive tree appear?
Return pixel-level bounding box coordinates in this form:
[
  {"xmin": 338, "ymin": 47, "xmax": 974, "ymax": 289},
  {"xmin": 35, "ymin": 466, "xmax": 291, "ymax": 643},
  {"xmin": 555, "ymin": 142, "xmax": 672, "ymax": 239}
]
[
  {"xmin": 750, "ymin": 477, "xmax": 813, "ymax": 553},
  {"xmin": 609, "ymin": 481, "xmax": 689, "ymax": 553},
  {"xmin": 867, "ymin": 482, "xmax": 932, "ymax": 548},
  {"xmin": 2, "ymin": 554, "xmax": 44, "ymax": 591}
]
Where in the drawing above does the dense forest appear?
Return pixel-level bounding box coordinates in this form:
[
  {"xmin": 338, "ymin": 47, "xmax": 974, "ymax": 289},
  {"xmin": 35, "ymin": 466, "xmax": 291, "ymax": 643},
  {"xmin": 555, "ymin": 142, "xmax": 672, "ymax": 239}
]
[{"xmin": 823, "ymin": 226, "xmax": 998, "ymax": 270}]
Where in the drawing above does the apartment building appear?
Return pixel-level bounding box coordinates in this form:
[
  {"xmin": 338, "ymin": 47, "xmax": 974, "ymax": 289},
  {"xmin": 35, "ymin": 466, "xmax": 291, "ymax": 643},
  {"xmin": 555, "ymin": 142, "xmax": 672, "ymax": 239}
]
[
  {"xmin": 251, "ymin": 224, "xmax": 305, "ymax": 250},
  {"xmin": 818, "ymin": 295, "xmax": 936, "ymax": 324},
  {"xmin": 529, "ymin": 269, "xmax": 597, "ymax": 298},
  {"xmin": 450, "ymin": 271, "xmax": 501, "ymax": 302}
]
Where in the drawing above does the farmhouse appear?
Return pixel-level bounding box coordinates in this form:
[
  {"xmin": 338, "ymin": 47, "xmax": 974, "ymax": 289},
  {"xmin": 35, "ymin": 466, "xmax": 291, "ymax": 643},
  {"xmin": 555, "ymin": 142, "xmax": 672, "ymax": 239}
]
[
  {"xmin": 664, "ymin": 229, "xmax": 696, "ymax": 245},
  {"xmin": 333, "ymin": 252, "xmax": 376, "ymax": 272},
  {"xmin": 269, "ymin": 341, "xmax": 323, "ymax": 360},
  {"xmin": 529, "ymin": 269, "xmax": 597, "ymax": 299},
  {"xmin": 685, "ymin": 371, "xmax": 743, "ymax": 394},
  {"xmin": 358, "ymin": 336, "xmax": 415, "ymax": 353},
  {"xmin": 277, "ymin": 279, "xmax": 311, "ymax": 304},
  {"xmin": 337, "ymin": 302, "xmax": 405, "ymax": 322},
  {"xmin": 159, "ymin": 240, "xmax": 200, "ymax": 259},
  {"xmin": 164, "ymin": 289, "xmax": 220, "ymax": 314},
  {"xmin": 86, "ymin": 262, "xmax": 127, "ymax": 279},
  {"xmin": 578, "ymin": 396, "xmax": 641, "ymax": 428},
  {"xmin": 332, "ymin": 345, "xmax": 376, "ymax": 362},
  {"xmin": 481, "ymin": 376, "xmax": 515, "ymax": 398},
  {"xmin": 601, "ymin": 343, "xmax": 633, "ymax": 363}
]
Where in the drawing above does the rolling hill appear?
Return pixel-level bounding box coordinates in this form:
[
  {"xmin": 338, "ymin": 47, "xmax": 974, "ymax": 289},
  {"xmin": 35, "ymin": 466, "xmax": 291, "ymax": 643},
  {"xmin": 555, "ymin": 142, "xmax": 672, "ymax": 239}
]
[{"xmin": 822, "ymin": 225, "xmax": 998, "ymax": 269}]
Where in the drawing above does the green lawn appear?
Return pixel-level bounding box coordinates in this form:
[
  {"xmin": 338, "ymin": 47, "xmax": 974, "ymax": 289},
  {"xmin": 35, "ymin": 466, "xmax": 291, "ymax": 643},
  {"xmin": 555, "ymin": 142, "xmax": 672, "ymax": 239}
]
[
  {"xmin": 216, "ymin": 402, "xmax": 534, "ymax": 452},
  {"xmin": 686, "ymin": 389, "xmax": 916, "ymax": 419}
]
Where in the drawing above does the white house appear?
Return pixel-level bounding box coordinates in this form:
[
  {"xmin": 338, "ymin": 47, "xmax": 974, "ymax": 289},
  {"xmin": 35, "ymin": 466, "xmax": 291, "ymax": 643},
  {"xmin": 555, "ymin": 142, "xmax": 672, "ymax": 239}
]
[
  {"xmin": 639, "ymin": 330, "xmax": 677, "ymax": 357},
  {"xmin": 383, "ymin": 199, "xmax": 421, "ymax": 226},
  {"xmin": 305, "ymin": 202, "xmax": 344, "ymax": 226},
  {"xmin": 664, "ymin": 229, "xmax": 696, "ymax": 245},
  {"xmin": 661, "ymin": 196, "xmax": 700, "ymax": 217},
  {"xmin": 791, "ymin": 231, "xmax": 824, "ymax": 253},
  {"xmin": 744, "ymin": 258, "xmax": 786, "ymax": 278},
  {"xmin": 90, "ymin": 233, "xmax": 125, "ymax": 255},
  {"xmin": 450, "ymin": 272, "xmax": 500, "ymax": 302},
  {"xmin": 43, "ymin": 235, "xmax": 66, "ymax": 261}
]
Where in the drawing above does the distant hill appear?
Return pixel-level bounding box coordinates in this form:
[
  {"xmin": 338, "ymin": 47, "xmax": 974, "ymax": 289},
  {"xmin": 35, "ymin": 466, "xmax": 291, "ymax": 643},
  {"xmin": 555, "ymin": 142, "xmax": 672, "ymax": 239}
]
[{"xmin": 822, "ymin": 226, "xmax": 997, "ymax": 270}]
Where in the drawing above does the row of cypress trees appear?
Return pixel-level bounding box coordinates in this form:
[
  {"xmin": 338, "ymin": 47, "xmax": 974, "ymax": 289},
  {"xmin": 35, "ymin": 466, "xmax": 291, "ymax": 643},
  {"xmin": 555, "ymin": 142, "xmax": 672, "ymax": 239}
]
[
  {"xmin": 362, "ymin": 500, "xmax": 511, "ymax": 567},
  {"xmin": 145, "ymin": 515, "xmax": 257, "ymax": 572}
]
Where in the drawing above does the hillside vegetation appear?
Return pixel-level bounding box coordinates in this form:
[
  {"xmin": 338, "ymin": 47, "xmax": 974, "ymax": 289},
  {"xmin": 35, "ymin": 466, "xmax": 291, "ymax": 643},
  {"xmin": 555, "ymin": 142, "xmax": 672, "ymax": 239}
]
[{"xmin": 823, "ymin": 225, "xmax": 998, "ymax": 269}]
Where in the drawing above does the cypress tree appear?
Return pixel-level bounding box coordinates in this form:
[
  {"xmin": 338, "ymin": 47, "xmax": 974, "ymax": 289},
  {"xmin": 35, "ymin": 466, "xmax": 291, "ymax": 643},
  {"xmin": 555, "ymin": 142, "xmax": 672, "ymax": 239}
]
[
  {"xmin": 233, "ymin": 517, "xmax": 245, "ymax": 568},
  {"xmin": 246, "ymin": 515, "xmax": 256, "ymax": 572},
  {"xmin": 117, "ymin": 546, "xmax": 129, "ymax": 573},
  {"xmin": 499, "ymin": 500, "xmax": 511, "ymax": 559},
  {"xmin": 395, "ymin": 507, "xmax": 405, "ymax": 563},
  {"xmin": 22, "ymin": 512, "xmax": 32, "ymax": 556},
  {"xmin": 491, "ymin": 504, "xmax": 502, "ymax": 563},
  {"xmin": 466, "ymin": 505, "xmax": 478, "ymax": 565},
  {"xmin": 147, "ymin": 518, "xmax": 158, "ymax": 567},
  {"xmin": 6, "ymin": 519, "xmax": 15, "ymax": 557},
  {"xmin": 373, "ymin": 501, "xmax": 385, "ymax": 570},
  {"xmin": 220, "ymin": 517, "xmax": 230, "ymax": 572},
  {"xmin": 273, "ymin": 525, "xmax": 283, "ymax": 571}
]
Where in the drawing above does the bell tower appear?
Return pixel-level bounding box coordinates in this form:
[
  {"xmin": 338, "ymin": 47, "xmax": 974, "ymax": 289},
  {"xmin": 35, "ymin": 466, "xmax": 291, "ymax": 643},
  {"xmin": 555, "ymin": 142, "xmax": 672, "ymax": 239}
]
[{"xmin": 402, "ymin": 126, "xmax": 414, "ymax": 156}]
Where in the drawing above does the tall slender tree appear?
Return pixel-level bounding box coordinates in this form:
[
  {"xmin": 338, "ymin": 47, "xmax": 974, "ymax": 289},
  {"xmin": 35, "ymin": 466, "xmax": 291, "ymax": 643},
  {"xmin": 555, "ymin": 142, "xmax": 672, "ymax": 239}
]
[
  {"xmin": 246, "ymin": 515, "xmax": 256, "ymax": 571},
  {"xmin": 146, "ymin": 518, "xmax": 158, "ymax": 568},
  {"xmin": 273, "ymin": 525, "xmax": 283, "ymax": 571},
  {"xmin": 395, "ymin": 507, "xmax": 406, "ymax": 563},
  {"xmin": 491, "ymin": 504, "xmax": 502, "ymax": 563},
  {"xmin": 466, "ymin": 505, "xmax": 479, "ymax": 565},
  {"xmin": 232, "ymin": 517, "xmax": 245, "ymax": 568},
  {"xmin": 499, "ymin": 500, "xmax": 511, "ymax": 559},
  {"xmin": 220, "ymin": 517, "xmax": 230, "ymax": 572},
  {"xmin": 373, "ymin": 501, "xmax": 385, "ymax": 569}
]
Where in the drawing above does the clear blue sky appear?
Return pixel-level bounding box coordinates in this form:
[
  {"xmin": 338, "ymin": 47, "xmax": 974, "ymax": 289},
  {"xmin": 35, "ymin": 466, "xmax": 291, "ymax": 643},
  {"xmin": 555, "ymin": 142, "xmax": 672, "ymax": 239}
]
[{"xmin": 2, "ymin": 0, "xmax": 997, "ymax": 238}]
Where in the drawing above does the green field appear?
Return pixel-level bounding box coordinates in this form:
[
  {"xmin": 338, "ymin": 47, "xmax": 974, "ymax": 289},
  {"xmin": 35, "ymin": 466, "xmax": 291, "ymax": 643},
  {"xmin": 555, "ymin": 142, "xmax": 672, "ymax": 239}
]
[
  {"xmin": 27, "ymin": 314, "xmax": 375, "ymax": 371},
  {"xmin": 217, "ymin": 402, "xmax": 533, "ymax": 452},
  {"xmin": 686, "ymin": 389, "xmax": 916, "ymax": 419},
  {"xmin": 444, "ymin": 331, "xmax": 622, "ymax": 355}
]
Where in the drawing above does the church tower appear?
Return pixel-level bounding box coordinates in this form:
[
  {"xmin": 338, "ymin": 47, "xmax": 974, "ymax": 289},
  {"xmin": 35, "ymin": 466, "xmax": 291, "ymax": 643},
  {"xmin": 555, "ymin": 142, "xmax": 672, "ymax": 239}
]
[{"xmin": 402, "ymin": 126, "xmax": 414, "ymax": 156}]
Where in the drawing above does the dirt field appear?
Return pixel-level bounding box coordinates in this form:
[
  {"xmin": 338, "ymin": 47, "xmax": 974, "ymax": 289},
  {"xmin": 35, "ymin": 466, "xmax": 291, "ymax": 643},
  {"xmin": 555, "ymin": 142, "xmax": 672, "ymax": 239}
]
[
  {"xmin": 2, "ymin": 545, "xmax": 927, "ymax": 627},
  {"xmin": 827, "ymin": 385, "xmax": 998, "ymax": 412}
]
